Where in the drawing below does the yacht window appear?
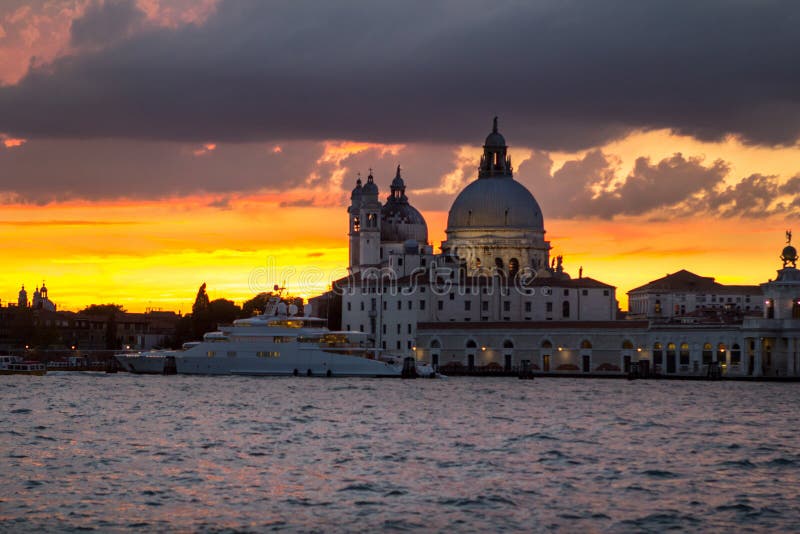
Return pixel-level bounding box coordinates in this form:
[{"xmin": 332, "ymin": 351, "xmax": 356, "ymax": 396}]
[
  {"xmin": 207, "ymin": 351, "xmax": 215, "ymax": 357},
  {"xmin": 227, "ymin": 351, "xmax": 236, "ymax": 357}
]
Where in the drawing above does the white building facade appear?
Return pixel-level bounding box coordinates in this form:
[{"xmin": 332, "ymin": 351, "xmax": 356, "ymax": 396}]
[{"xmin": 335, "ymin": 119, "xmax": 800, "ymax": 378}]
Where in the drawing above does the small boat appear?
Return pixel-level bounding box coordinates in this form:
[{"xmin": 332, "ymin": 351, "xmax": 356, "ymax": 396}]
[
  {"xmin": 0, "ymin": 355, "xmax": 46, "ymax": 376},
  {"xmin": 46, "ymin": 356, "xmax": 90, "ymax": 372}
]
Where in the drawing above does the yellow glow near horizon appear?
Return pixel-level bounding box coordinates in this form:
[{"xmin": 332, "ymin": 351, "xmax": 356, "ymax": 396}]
[{"xmin": 2, "ymin": 129, "xmax": 799, "ymax": 313}]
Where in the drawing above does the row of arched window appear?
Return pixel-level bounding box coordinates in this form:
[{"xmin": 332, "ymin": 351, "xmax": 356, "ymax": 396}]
[{"xmin": 652, "ymin": 342, "xmax": 741, "ymax": 365}]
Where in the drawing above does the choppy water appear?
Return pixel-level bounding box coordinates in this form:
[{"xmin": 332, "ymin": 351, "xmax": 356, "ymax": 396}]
[{"xmin": 2, "ymin": 375, "xmax": 799, "ymax": 532}]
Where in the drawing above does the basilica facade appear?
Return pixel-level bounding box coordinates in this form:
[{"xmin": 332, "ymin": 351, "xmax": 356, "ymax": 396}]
[{"xmin": 332, "ymin": 119, "xmax": 800, "ymax": 378}]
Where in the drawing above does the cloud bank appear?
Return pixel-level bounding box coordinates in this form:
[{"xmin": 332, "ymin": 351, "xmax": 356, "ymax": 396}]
[{"xmin": 1, "ymin": 0, "xmax": 800, "ymax": 149}]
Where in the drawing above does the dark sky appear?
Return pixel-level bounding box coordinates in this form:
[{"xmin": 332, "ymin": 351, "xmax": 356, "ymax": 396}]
[{"xmin": 2, "ymin": 0, "xmax": 799, "ymax": 150}]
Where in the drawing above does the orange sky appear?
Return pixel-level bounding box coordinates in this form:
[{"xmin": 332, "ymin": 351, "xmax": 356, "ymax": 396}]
[
  {"xmin": 1, "ymin": 131, "xmax": 798, "ymax": 314},
  {"xmin": 1, "ymin": 2, "xmax": 799, "ymax": 313},
  {"xmin": 0, "ymin": 165, "xmax": 793, "ymax": 314}
]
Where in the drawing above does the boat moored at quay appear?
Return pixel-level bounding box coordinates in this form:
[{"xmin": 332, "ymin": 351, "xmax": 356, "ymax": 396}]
[{"xmin": 0, "ymin": 355, "xmax": 47, "ymax": 376}]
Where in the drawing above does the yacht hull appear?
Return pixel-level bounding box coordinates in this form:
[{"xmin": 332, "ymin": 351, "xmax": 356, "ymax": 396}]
[{"xmin": 174, "ymin": 348, "xmax": 404, "ymax": 377}]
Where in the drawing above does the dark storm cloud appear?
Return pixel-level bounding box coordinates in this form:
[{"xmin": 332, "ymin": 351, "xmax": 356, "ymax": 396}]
[
  {"xmin": 516, "ymin": 151, "xmax": 800, "ymax": 220},
  {"xmin": 2, "ymin": 0, "xmax": 800, "ymax": 149},
  {"xmin": 0, "ymin": 139, "xmax": 326, "ymax": 203},
  {"xmin": 519, "ymin": 151, "xmax": 730, "ymax": 219},
  {"xmin": 70, "ymin": 0, "xmax": 147, "ymax": 47}
]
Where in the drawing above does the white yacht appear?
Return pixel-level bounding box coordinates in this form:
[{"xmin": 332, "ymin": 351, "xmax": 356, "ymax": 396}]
[{"xmin": 117, "ymin": 296, "xmax": 437, "ymax": 378}]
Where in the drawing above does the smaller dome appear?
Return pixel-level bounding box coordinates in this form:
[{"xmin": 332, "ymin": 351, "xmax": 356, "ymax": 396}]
[
  {"xmin": 381, "ymin": 202, "xmax": 427, "ymax": 243},
  {"xmin": 783, "ymin": 245, "xmax": 797, "ymax": 259},
  {"xmin": 362, "ymin": 173, "xmax": 378, "ymax": 195}
]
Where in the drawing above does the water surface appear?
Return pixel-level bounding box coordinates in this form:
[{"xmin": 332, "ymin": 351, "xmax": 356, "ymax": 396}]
[{"xmin": 2, "ymin": 375, "xmax": 799, "ymax": 531}]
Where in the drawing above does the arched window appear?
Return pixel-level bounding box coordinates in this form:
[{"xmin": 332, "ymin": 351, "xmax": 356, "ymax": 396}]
[
  {"xmin": 509, "ymin": 258, "xmax": 520, "ymax": 278},
  {"xmin": 766, "ymin": 298, "xmax": 775, "ymax": 318},
  {"xmin": 654, "ymin": 299, "xmax": 662, "ymax": 314},
  {"xmin": 622, "ymin": 340, "xmax": 634, "ymax": 350},
  {"xmin": 653, "ymin": 342, "xmax": 663, "ymax": 366},
  {"xmin": 667, "ymin": 342, "xmax": 676, "ymax": 360},
  {"xmin": 541, "ymin": 340, "xmax": 553, "ymax": 349},
  {"xmin": 717, "ymin": 343, "xmax": 726, "ymax": 363},
  {"xmin": 503, "ymin": 339, "xmax": 514, "ymax": 349},
  {"xmin": 562, "ymin": 301, "xmax": 570, "ymax": 318},
  {"xmin": 702, "ymin": 343, "xmax": 713, "ymax": 364},
  {"xmin": 495, "ymin": 257, "xmax": 504, "ymax": 270},
  {"xmin": 731, "ymin": 343, "xmax": 741, "ymax": 365},
  {"xmin": 793, "ymin": 298, "xmax": 800, "ymax": 319},
  {"xmin": 680, "ymin": 342, "xmax": 690, "ymax": 365},
  {"xmin": 580, "ymin": 340, "xmax": 592, "ymax": 349},
  {"xmin": 430, "ymin": 339, "xmax": 441, "ymax": 349},
  {"xmin": 466, "ymin": 339, "xmax": 477, "ymax": 349},
  {"xmin": 475, "ymin": 258, "xmax": 481, "ymax": 269}
]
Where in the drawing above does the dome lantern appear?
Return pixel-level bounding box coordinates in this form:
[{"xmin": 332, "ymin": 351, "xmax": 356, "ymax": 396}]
[{"xmin": 479, "ymin": 116, "xmax": 513, "ymax": 178}]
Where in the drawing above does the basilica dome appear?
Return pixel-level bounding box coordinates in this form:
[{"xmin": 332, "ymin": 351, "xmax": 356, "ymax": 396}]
[
  {"xmin": 447, "ymin": 177, "xmax": 543, "ymax": 231},
  {"xmin": 381, "ymin": 166, "xmax": 428, "ymax": 243},
  {"xmin": 446, "ymin": 118, "xmax": 544, "ymax": 232}
]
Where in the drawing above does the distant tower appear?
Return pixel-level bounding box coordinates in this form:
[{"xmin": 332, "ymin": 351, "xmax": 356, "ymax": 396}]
[
  {"xmin": 32, "ymin": 286, "xmax": 42, "ymax": 309},
  {"xmin": 348, "ymin": 176, "xmax": 363, "ymax": 271},
  {"xmin": 17, "ymin": 285, "xmax": 28, "ymax": 308},
  {"xmin": 358, "ymin": 172, "xmax": 381, "ymax": 268},
  {"xmin": 40, "ymin": 281, "xmax": 48, "ymax": 301}
]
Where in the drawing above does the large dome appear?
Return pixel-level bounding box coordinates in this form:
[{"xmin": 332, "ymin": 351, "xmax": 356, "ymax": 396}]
[
  {"xmin": 447, "ymin": 118, "xmax": 544, "ymax": 232},
  {"xmin": 447, "ymin": 177, "xmax": 543, "ymax": 231}
]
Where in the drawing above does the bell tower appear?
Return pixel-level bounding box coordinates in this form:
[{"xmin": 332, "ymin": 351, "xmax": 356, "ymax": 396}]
[
  {"xmin": 358, "ymin": 172, "xmax": 381, "ymax": 268},
  {"xmin": 347, "ymin": 176, "xmax": 363, "ymax": 272}
]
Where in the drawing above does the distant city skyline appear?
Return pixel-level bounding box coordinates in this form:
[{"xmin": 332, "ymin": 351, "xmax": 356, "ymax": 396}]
[{"xmin": 1, "ymin": 0, "xmax": 799, "ymax": 312}]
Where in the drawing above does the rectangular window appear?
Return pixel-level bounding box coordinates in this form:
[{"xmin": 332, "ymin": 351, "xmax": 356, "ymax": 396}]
[
  {"xmin": 419, "ymin": 300, "xmax": 426, "ymax": 310},
  {"xmin": 438, "ymin": 300, "xmax": 444, "ymax": 311},
  {"xmin": 396, "ymin": 341, "xmax": 401, "ymax": 349},
  {"xmin": 465, "ymin": 301, "xmax": 472, "ymax": 311},
  {"xmin": 207, "ymin": 351, "xmax": 215, "ymax": 357},
  {"xmin": 359, "ymin": 325, "xmax": 364, "ymax": 332},
  {"xmin": 546, "ymin": 302, "xmax": 553, "ymax": 312},
  {"xmin": 360, "ymin": 302, "xmax": 365, "ymax": 311},
  {"xmin": 524, "ymin": 302, "xmax": 532, "ymax": 312},
  {"xmin": 449, "ymin": 293, "xmax": 455, "ymax": 300},
  {"xmin": 564, "ymin": 289, "xmax": 569, "ymax": 296},
  {"xmin": 603, "ymin": 290, "xmax": 609, "ymax": 296},
  {"xmin": 582, "ymin": 289, "xmax": 588, "ymax": 296},
  {"xmin": 407, "ymin": 324, "xmax": 412, "ymax": 334},
  {"xmin": 382, "ymin": 324, "xmax": 386, "ymax": 334},
  {"xmin": 346, "ymin": 324, "xmax": 350, "ymax": 331},
  {"xmin": 397, "ymin": 301, "xmax": 402, "ymax": 310},
  {"xmin": 382, "ymin": 341, "xmax": 386, "ymax": 349},
  {"xmin": 408, "ymin": 300, "xmax": 413, "ymax": 310},
  {"xmin": 503, "ymin": 301, "xmax": 511, "ymax": 312},
  {"xmin": 482, "ymin": 301, "xmax": 489, "ymax": 312},
  {"xmin": 397, "ymin": 324, "xmax": 401, "ymax": 334},
  {"xmin": 383, "ymin": 301, "xmax": 387, "ymax": 311}
]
